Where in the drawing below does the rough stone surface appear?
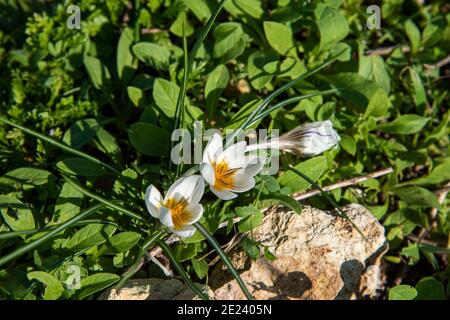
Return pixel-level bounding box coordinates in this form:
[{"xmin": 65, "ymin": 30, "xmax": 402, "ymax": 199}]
[
  {"xmin": 100, "ymin": 278, "xmax": 213, "ymax": 300},
  {"xmin": 211, "ymin": 204, "xmax": 388, "ymax": 300}
]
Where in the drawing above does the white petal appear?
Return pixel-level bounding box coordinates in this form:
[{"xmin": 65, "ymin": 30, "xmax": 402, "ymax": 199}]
[
  {"xmin": 159, "ymin": 206, "xmax": 174, "ymax": 228},
  {"xmin": 220, "ymin": 141, "xmax": 247, "ymax": 168},
  {"xmin": 170, "ymin": 225, "xmax": 197, "ymax": 238},
  {"xmin": 199, "ymin": 162, "xmax": 215, "ymax": 186},
  {"xmin": 145, "ymin": 185, "xmax": 163, "ymax": 218},
  {"xmin": 203, "ymin": 133, "xmax": 223, "ymax": 164},
  {"xmin": 243, "ymin": 156, "xmax": 265, "ymax": 177},
  {"xmin": 184, "ymin": 203, "xmax": 203, "ymax": 225},
  {"xmin": 210, "ymin": 187, "xmax": 237, "ymax": 200},
  {"xmin": 231, "ymin": 175, "xmax": 255, "ymax": 192},
  {"xmin": 165, "ymin": 175, "xmax": 205, "ymax": 204}
]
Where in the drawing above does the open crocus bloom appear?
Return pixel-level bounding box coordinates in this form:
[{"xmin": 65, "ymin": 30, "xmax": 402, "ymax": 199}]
[
  {"xmin": 145, "ymin": 175, "xmax": 204, "ymax": 238},
  {"xmin": 200, "ymin": 133, "xmax": 264, "ymax": 200}
]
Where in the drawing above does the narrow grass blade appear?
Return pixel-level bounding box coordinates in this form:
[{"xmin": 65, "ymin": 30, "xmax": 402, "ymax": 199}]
[
  {"xmin": 61, "ymin": 173, "xmax": 147, "ymax": 223},
  {"xmin": 115, "ymin": 230, "xmax": 164, "ymax": 290},
  {"xmin": 0, "ymin": 116, "xmax": 122, "ymax": 176},
  {"xmin": 0, "ymin": 204, "xmax": 105, "ymax": 268},
  {"xmin": 250, "ymin": 88, "xmax": 341, "ymax": 126},
  {"xmin": 226, "ymin": 53, "xmax": 343, "ymax": 146},
  {"xmin": 0, "ymin": 219, "xmax": 118, "ymax": 241},
  {"xmin": 157, "ymin": 240, "xmax": 209, "ymax": 300},
  {"xmin": 282, "ymin": 165, "xmax": 367, "ymax": 240},
  {"xmin": 194, "ymin": 222, "xmax": 253, "ymax": 300}
]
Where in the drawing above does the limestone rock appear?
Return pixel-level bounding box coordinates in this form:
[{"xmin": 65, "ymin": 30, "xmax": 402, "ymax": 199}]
[
  {"xmin": 211, "ymin": 204, "xmax": 387, "ymax": 300},
  {"xmin": 100, "ymin": 278, "xmax": 213, "ymax": 300}
]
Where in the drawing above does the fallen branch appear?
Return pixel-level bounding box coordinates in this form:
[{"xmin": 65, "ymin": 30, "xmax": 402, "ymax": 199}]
[{"xmin": 367, "ymin": 45, "xmax": 409, "ymax": 56}]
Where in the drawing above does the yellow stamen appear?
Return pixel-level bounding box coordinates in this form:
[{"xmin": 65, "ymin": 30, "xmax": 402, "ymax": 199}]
[
  {"xmin": 212, "ymin": 161, "xmax": 240, "ymax": 191},
  {"xmin": 164, "ymin": 197, "xmax": 190, "ymax": 230}
]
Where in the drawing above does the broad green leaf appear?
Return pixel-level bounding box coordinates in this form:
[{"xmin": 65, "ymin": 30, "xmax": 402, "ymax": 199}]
[
  {"xmin": 101, "ymin": 232, "xmax": 141, "ymax": 255},
  {"xmin": 0, "ymin": 168, "xmax": 55, "ymax": 192},
  {"xmin": 261, "ymin": 193, "xmax": 302, "ymax": 214},
  {"xmin": 364, "ymin": 89, "xmax": 389, "ymax": 118},
  {"xmin": 0, "ymin": 195, "xmax": 35, "ymax": 231},
  {"xmin": 117, "ymin": 27, "xmax": 137, "ymax": 85},
  {"xmin": 263, "ymin": 21, "xmax": 294, "ymax": 56},
  {"xmin": 185, "ymin": 0, "xmax": 211, "ymax": 22},
  {"xmin": 152, "ymin": 78, "xmax": 180, "ymax": 118},
  {"xmin": 415, "ymin": 277, "xmax": 445, "ymax": 300},
  {"xmin": 94, "ymin": 127, "xmax": 121, "ymax": 161},
  {"xmin": 205, "ymin": 64, "xmax": 229, "ymax": 114},
  {"xmin": 242, "ymin": 238, "xmax": 260, "ymax": 260},
  {"xmin": 314, "ymin": 4, "xmax": 349, "ymax": 51},
  {"xmin": 27, "ymin": 271, "xmax": 64, "ymax": 300},
  {"xmin": 388, "ymin": 285, "xmax": 417, "ymax": 300},
  {"xmin": 392, "ymin": 186, "xmax": 440, "ymax": 208},
  {"xmin": 401, "ymin": 158, "xmax": 450, "ymax": 186},
  {"xmin": 213, "ymin": 22, "xmax": 249, "ymax": 63},
  {"xmin": 359, "ymin": 56, "xmax": 391, "ymax": 94},
  {"xmin": 339, "ymin": 133, "xmax": 356, "ymax": 155},
  {"xmin": 278, "ymin": 156, "xmax": 328, "ymax": 193},
  {"xmin": 127, "ymin": 86, "xmax": 145, "ymax": 107},
  {"xmin": 66, "ymin": 224, "xmax": 117, "ymax": 252},
  {"xmin": 405, "ymin": 19, "xmax": 421, "ymax": 53},
  {"xmin": 50, "ymin": 182, "xmax": 83, "ymax": 225},
  {"xmin": 238, "ymin": 208, "xmax": 263, "ymax": 232},
  {"xmin": 191, "ymin": 258, "xmax": 208, "ymax": 280},
  {"xmin": 132, "ymin": 42, "xmax": 171, "ymax": 70},
  {"xmin": 170, "ymin": 12, "xmax": 194, "ymax": 37},
  {"xmin": 247, "ymin": 51, "xmax": 277, "ymax": 89},
  {"xmin": 128, "ymin": 122, "xmax": 170, "ymax": 156},
  {"xmin": 378, "ymin": 114, "xmax": 430, "ymax": 135},
  {"xmin": 63, "ymin": 119, "xmax": 101, "ymax": 148},
  {"xmin": 57, "ymin": 157, "xmax": 109, "ymax": 177},
  {"xmin": 224, "ymin": 0, "xmax": 263, "ymax": 19},
  {"xmin": 83, "ymin": 55, "xmax": 111, "ymax": 91},
  {"xmin": 77, "ymin": 273, "xmax": 120, "ymax": 300}
]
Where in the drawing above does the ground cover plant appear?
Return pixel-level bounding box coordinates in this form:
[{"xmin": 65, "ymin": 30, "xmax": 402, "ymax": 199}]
[{"xmin": 0, "ymin": 0, "xmax": 449, "ymax": 300}]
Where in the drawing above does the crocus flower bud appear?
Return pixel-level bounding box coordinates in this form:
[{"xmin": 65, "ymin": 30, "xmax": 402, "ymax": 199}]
[{"xmin": 246, "ymin": 120, "xmax": 340, "ymax": 157}]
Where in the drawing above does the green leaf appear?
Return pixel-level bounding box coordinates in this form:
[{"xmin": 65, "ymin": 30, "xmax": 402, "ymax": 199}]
[
  {"xmin": 152, "ymin": 78, "xmax": 180, "ymax": 118},
  {"xmin": 388, "ymin": 285, "xmax": 417, "ymax": 300},
  {"xmin": 66, "ymin": 224, "xmax": 117, "ymax": 252},
  {"xmin": 261, "ymin": 193, "xmax": 302, "ymax": 214},
  {"xmin": 242, "ymin": 238, "xmax": 260, "ymax": 260},
  {"xmin": 27, "ymin": 271, "xmax": 64, "ymax": 300},
  {"xmin": 205, "ymin": 64, "xmax": 229, "ymax": 116},
  {"xmin": 278, "ymin": 156, "xmax": 328, "ymax": 193},
  {"xmin": 263, "ymin": 21, "xmax": 294, "ymax": 56},
  {"xmin": 359, "ymin": 56, "xmax": 391, "ymax": 94},
  {"xmin": 77, "ymin": 273, "xmax": 120, "ymax": 300},
  {"xmin": 238, "ymin": 208, "xmax": 263, "ymax": 232},
  {"xmin": 401, "ymin": 158, "xmax": 450, "ymax": 186},
  {"xmin": 185, "ymin": 0, "xmax": 211, "ymax": 22},
  {"xmin": 314, "ymin": 4, "xmax": 349, "ymax": 51},
  {"xmin": 132, "ymin": 42, "xmax": 171, "ymax": 70},
  {"xmin": 63, "ymin": 119, "xmax": 101, "ymax": 148},
  {"xmin": 247, "ymin": 51, "xmax": 277, "ymax": 89},
  {"xmin": 224, "ymin": 0, "xmax": 263, "ymax": 19},
  {"xmin": 378, "ymin": 115, "xmax": 430, "ymax": 135},
  {"xmin": 364, "ymin": 89, "xmax": 390, "ymax": 118},
  {"xmin": 57, "ymin": 157, "xmax": 109, "ymax": 177},
  {"xmin": 213, "ymin": 22, "xmax": 249, "ymax": 63},
  {"xmin": 128, "ymin": 122, "xmax": 170, "ymax": 156},
  {"xmin": 83, "ymin": 55, "xmax": 111, "ymax": 91},
  {"xmin": 50, "ymin": 182, "xmax": 83, "ymax": 225},
  {"xmin": 0, "ymin": 195, "xmax": 35, "ymax": 231},
  {"xmin": 170, "ymin": 12, "xmax": 194, "ymax": 37},
  {"xmin": 415, "ymin": 277, "xmax": 445, "ymax": 300},
  {"xmin": 117, "ymin": 27, "xmax": 137, "ymax": 85},
  {"xmin": 127, "ymin": 86, "xmax": 145, "ymax": 107},
  {"xmin": 226, "ymin": 99, "xmax": 262, "ymax": 129},
  {"xmin": 101, "ymin": 232, "xmax": 141, "ymax": 255},
  {"xmin": 405, "ymin": 19, "xmax": 421, "ymax": 53},
  {"xmin": 191, "ymin": 258, "xmax": 208, "ymax": 279},
  {"xmin": 339, "ymin": 133, "xmax": 356, "ymax": 155},
  {"xmin": 392, "ymin": 186, "xmax": 440, "ymax": 208},
  {"xmin": 0, "ymin": 168, "xmax": 55, "ymax": 192}
]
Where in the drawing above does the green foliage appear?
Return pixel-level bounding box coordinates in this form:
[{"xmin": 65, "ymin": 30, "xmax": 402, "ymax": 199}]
[{"xmin": 0, "ymin": 0, "xmax": 449, "ymax": 300}]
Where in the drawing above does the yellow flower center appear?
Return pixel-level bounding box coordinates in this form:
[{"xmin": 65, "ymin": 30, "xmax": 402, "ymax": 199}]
[
  {"xmin": 164, "ymin": 197, "xmax": 190, "ymax": 230},
  {"xmin": 212, "ymin": 160, "xmax": 240, "ymax": 191}
]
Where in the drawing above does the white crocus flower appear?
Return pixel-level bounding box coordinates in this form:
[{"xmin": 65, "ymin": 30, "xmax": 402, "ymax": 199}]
[
  {"xmin": 200, "ymin": 133, "xmax": 264, "ymax": 201},
  {"xmin": 145, "ymin": 175, "xmax": 204, "ymax": 238},
  {"xmin": 245, "ymin": 120, "xmax": 340, "ymax": 157}
]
